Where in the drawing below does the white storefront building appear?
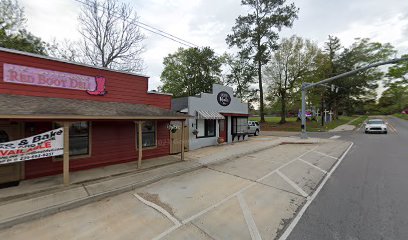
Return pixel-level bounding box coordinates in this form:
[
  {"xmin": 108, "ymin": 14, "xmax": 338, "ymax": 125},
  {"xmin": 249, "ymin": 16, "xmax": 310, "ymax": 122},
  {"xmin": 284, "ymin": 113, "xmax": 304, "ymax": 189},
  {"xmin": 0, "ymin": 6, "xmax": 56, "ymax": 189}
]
[{"xmin": 172, "ymin": 84, "xmax": 249, "ymax": 150}]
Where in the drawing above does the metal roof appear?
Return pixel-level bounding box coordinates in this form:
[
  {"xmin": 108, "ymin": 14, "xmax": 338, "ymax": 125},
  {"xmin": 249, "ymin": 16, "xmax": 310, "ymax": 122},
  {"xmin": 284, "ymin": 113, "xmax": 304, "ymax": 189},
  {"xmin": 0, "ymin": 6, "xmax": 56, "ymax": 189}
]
[
  {"xmin": 0, "ymin": 94, "xmax": 189, "ymax": 120},
  {"xmin": 196, "ymin": 110, "xmax": 225, "ymax": 120}
]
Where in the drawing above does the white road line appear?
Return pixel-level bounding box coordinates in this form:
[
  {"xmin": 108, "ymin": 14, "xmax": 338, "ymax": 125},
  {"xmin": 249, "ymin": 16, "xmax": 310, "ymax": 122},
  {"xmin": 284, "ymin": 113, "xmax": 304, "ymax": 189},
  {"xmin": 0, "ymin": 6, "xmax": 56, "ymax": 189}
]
[
  {"xmin": 237, "ymin": 193, "xmax": 263, "ymax": 240},
  {"xmin": 278, "ymin": 142, "xmax": 354, "ymax": 240},
  {"xmin": 276, "ymin": 170, "xmax": 308, "ymax": 198},
  {"xmin": 257, "ymin": 145, "xmax": 320, "ymax": 182},
  {"xmin": 313, "ymin": 150, "xmax": 338, "ymax": 160},
  {"xmin": 297, "ymin": 158, "xmax": 327, "ymax": 174},
  {"xmin": 134, "ymin": 193, "xmax": 181, "ymax": 227},
  {"xmin": 388, "ymin": 123, "xmax": 397, "ymax": 133},
  {"xmin": 151, "ymin": 145, "xmax": 320, "ymax": 240},
  {"xmin": 329, "ymin": 135, "xmax": 341, "ymax": 139}
]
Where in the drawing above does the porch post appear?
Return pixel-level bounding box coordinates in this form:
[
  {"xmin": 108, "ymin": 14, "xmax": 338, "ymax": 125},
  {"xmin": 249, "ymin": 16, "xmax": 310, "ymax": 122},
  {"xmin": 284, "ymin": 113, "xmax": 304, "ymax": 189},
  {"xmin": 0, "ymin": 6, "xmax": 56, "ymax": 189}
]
[
  {"xmin": 138, "ymin": 121, "xmax": 143, "ymax": 168},
  {"xmin": 181, "ymin": 120, "xmax": 185, "ymax": 161},
  {"xmin": 63, "ymin": 122, "xmax": 70, "ymax": 186}
]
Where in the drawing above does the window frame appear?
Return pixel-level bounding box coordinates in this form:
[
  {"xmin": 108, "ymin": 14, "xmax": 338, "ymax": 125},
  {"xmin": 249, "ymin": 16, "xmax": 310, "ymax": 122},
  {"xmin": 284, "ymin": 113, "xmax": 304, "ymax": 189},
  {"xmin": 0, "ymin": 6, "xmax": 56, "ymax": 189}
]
[
  {"xmin": 53, "ymin": 121, "xmax": 92, "ymax": 160},
  {"xmin": 195, "ymin": 119, "xmax": 217, "ymax": 139},
  {"xmin": 135, "ymin": 121, "xmax": 158, "ymax": 149},
  {"xmin": 231, "ymin": 117, "xmax": 249, "ymax": 135}
]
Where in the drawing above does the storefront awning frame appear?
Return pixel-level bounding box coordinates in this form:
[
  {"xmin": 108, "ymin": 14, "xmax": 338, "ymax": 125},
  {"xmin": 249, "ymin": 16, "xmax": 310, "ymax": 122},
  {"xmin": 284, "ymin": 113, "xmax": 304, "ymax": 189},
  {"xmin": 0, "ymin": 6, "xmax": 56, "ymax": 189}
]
[{"xmin": 196, "ymin": 110, "xmax": 225, "ymax": 120}]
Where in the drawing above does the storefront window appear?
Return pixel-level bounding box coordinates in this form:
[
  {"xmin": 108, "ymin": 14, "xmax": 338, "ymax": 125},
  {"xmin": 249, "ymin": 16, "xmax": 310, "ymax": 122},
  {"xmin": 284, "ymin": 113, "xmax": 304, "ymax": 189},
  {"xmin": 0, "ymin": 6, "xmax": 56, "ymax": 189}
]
[
  {"xmin": 55, "ymin": 122, "xmax": 90, "ymax": 157},
  {"xmin": 196, "ymin": 119, "xmax": 216, "ymax": 138},
  {"xmin": 232, "ymin": 117, "xmax": 248, "ymax": 135},
  {"xmin": 137, "ymin": 121, "xmax": 156, "ymax": 148}
]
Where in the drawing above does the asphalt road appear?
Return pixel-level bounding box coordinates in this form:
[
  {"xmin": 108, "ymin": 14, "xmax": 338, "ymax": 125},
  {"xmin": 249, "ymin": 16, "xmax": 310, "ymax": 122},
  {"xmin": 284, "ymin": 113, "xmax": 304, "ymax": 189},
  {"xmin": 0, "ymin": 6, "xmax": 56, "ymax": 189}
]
[{"xmin": 287, "ymin": 116, "xmax": 408, "ymax": 240}]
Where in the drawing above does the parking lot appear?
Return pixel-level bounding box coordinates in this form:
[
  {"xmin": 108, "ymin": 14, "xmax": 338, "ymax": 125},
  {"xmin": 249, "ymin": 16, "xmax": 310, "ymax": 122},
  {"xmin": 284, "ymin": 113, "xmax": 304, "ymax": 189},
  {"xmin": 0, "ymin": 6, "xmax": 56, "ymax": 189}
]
[{"xmin": 0, "ymin": 140, "xmax": 352, "ymax": 240}]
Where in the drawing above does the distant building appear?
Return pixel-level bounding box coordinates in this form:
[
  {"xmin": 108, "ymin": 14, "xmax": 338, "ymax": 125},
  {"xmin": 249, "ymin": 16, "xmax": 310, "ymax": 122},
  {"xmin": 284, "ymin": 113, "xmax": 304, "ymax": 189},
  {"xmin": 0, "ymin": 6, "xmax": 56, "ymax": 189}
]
[{"xmin": 172, "ymin": 84, "xmax": 249, "ymax": 150}]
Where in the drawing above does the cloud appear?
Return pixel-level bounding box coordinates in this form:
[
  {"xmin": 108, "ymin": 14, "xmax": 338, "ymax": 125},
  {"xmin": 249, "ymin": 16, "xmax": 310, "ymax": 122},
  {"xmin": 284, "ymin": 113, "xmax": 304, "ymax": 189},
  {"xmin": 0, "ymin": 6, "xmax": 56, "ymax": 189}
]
[{"xmin": 19, "ymin": 0, "xmax": 408, "ymax": 91}]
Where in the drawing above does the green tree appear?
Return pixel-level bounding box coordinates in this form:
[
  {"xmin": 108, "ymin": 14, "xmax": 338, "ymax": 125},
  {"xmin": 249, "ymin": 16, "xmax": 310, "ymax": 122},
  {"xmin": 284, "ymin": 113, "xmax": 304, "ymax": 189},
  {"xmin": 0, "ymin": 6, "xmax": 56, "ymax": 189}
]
[
  {"xmin": 226, "ymin": 0, "xmax": 299, "ymax": 122},
  {"xmin": 333, "ymin": 38, "xmax": 396, "ymax": 115},
  {"xmin": 161, "ymin": 47, "xmax": 222, "ymax": 97},
  {"xmin": 378, "ymin": 82, "xmax": 408, "ymax": 114},
  {"xmin": 223, "ymin": 52, "xmax": 257, "ymax": 103},
  {"xmin": 264, "ymin": 36, "xmax": 320, "ymax": 123},
  {"xmin": 379, "ymin": 54, "xmax": 408, "ymax": 113},
  {"xmin": 0, "ymin": 0, "xmax": 48, "ymax": 55}
]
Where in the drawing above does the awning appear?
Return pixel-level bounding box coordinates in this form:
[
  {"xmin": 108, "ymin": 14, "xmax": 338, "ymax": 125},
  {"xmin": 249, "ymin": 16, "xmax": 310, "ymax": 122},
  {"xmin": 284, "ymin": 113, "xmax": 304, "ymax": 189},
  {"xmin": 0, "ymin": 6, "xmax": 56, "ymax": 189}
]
[
  {"xmin": 0, "ymin": 94, "xmax": 189, "ymax": 120},
  {"xmin": 196, "ymin": 110, "xmax": 225, "ymax": 120}
]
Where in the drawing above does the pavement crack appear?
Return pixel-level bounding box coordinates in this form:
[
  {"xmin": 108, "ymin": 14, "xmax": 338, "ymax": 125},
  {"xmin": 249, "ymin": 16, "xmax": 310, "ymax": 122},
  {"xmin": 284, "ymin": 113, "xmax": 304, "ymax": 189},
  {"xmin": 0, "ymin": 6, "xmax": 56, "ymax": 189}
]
[{"xmin": 190, "ymin": 222, "xmax": 217, "ymax": 240}]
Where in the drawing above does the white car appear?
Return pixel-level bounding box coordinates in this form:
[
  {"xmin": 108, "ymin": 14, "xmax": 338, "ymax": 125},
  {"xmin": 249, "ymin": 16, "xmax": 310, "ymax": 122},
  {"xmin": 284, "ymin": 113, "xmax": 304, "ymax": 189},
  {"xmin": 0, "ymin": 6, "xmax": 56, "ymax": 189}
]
[
  {"xmin": 248, "ymin": 120, "xmax": 260, "ymax": 136},
  {"xmin": 365, "ymin": 119, "xmax": 387, "ymax": 134}
]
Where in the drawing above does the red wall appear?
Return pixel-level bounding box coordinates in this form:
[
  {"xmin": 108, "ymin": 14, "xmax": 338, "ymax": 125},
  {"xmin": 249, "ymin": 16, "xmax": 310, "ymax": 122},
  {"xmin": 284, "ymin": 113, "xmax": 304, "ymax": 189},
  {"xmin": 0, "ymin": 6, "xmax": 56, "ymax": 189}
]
[
  {"xmin": 24, "ymin": 120, "xmax": 171, "ymax": 179},
  {"xmin": 0, "ymin": 50, "xmax": 171, "ymax": 109}
]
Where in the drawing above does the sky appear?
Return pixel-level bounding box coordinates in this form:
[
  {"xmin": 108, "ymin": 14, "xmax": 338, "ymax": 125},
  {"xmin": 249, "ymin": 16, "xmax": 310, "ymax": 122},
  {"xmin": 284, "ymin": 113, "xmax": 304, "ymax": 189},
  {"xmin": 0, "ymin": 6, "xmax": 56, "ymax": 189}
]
[{"xmin": 20, "ymin": 0, "xmax": 408, "ymax": 91}]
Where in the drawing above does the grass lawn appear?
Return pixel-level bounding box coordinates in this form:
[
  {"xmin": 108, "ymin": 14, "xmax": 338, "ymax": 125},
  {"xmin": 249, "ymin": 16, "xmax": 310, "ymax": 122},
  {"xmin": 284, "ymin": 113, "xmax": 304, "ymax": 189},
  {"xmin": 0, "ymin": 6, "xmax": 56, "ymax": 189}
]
[
  {"xmin": 348, "ymin": 115, "xmax": 368, "ymax": 127},
  {"xmin": 251, "ymin": 115, "xmax": 360, "ymax": 132},
  {"xmin": 393, "ymin": 113, "xmax": 408, "ymax": 120}
]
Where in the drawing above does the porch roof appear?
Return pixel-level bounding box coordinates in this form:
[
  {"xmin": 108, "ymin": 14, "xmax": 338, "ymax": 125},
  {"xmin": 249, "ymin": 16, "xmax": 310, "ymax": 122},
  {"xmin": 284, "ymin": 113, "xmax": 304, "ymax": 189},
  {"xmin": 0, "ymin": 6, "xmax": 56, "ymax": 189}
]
[{"xmin": 0, "ymin": 94, "xmax": 189, "ymax": 120}]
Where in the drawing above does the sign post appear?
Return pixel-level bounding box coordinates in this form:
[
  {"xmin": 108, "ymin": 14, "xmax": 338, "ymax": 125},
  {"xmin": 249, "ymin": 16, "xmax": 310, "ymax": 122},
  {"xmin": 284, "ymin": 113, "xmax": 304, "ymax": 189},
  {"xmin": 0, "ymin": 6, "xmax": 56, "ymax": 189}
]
[{"xmin": 63, "ymin": 122, "xmax": 70, "ymax": 186}]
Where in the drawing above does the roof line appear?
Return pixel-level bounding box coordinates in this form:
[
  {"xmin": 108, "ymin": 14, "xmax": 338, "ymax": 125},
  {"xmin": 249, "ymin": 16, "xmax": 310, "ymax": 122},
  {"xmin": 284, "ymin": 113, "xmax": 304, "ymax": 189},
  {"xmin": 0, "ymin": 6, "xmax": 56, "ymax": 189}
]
[
  {"xmin": 0, "ymin": 47, "xmax": 150, "ymax": 78},
  {"xmin": 0, "ymin": 114, "xmax": 190, "ymax": 120}
]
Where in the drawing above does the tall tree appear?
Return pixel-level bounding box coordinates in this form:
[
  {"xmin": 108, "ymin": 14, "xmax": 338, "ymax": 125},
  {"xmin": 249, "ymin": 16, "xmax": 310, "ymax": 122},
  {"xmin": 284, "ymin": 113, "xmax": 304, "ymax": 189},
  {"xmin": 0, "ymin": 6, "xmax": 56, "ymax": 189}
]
[
  {"xmin": 322, "ymin": 35, "xmax": 342, "ymax": 119},
  {"xmin": 226, "ymin": 0, "xmax": 298, "ymax": 122},
  {"xmin": 264, "ymin": 36, "xmax": 319, "ymax": 123},
  {"xmin": 77, "ymin": 0, "xmax": 144, "ymax": 72},
  {"xmin": 379, "ymin": 54, "xmax": 408, "ymax": 114},
  {"xmin": 333, "ymin": 38, "xmax": 396, "ymax": 114},
  {"xmin": 161, "ymin": 47, "xmax": 222, "ymax": 97},
  {"xmin": 0, "ymin": 0, "xmax": 48, "ymax": 55},
  {"xmin": 223, "ymin": 52, "xmax": 257, "ymax": 103}
]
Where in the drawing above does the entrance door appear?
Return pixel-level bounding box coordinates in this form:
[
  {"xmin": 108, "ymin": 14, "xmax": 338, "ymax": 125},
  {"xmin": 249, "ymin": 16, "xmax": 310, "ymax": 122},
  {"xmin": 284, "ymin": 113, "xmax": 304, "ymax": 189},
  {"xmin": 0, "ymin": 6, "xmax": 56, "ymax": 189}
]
[
  {"xmin": 0, "ymin": 124, "xmax": 22, "ymax": 184},
  {"xmin": 219, "ymin": 119, "xmax": 227, "ymax": 142},
  {"xmin": 170, "ymin": 124, "xmax": 189, "ymax": 154}
]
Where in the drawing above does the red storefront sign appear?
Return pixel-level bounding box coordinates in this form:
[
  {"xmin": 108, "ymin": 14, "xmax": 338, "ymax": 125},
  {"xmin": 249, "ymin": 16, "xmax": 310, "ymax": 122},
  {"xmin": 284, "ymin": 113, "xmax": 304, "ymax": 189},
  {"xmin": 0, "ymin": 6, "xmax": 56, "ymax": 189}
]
[{"xmin": 3, "ymin": 63, "xmax": 107, "ymax": 95}]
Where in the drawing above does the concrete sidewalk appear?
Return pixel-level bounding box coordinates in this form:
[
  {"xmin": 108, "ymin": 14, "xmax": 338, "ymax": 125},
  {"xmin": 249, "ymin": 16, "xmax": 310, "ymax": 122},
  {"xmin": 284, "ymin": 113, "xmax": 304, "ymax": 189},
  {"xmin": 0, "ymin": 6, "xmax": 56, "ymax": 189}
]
[
  {"xmin": 0, "ymin": 136, "xmax": 319, "ymax": 229},
  {"xmin": 329, "ymin": 124, "xmax": 355, "ymax": 132}
]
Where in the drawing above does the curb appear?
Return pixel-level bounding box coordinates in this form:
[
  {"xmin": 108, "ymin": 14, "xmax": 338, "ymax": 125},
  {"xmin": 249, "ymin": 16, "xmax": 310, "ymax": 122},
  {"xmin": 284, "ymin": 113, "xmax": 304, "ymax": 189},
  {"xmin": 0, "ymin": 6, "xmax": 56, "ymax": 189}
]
[
  {"xmin": 0, "ymin": 138, "xmax": 321, "ymax": 230},
  {"xmin": 0, "ymin": 164, "xmax": 202, "ymax": 230}
]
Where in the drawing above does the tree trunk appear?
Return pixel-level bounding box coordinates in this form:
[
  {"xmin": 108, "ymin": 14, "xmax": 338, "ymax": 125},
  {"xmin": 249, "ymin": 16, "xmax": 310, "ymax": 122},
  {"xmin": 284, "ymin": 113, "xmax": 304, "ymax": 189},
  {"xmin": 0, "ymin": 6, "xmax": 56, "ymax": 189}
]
[
  {"xmin": 258, "ymin": 59, "xmax": 265, "ymax": 122},
  {"xmin": 280, "ymin": 94, "xmax": 286, "ymax": 124}
]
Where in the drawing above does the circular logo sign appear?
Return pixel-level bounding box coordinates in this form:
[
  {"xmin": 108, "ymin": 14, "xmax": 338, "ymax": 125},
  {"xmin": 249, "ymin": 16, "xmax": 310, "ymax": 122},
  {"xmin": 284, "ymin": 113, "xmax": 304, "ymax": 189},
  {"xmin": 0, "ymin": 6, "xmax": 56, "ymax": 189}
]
[{"xmin": 217, "ymin": 91, "xmax": 231, "ymax": 106}]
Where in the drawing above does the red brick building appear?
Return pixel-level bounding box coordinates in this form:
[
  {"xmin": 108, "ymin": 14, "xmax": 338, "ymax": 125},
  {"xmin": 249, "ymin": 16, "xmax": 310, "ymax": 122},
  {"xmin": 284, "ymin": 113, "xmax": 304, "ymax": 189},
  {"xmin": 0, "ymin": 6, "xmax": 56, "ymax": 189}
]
[{"xmin": 0, "ymin": 47, "xmax": 187, "ymax": 185}]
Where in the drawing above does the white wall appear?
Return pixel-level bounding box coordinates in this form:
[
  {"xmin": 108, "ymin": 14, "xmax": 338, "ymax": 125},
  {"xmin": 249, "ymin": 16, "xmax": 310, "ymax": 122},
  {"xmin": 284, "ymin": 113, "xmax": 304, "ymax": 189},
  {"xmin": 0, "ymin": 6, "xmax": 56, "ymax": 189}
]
[{"xmin": 186, "ymin": 84, "xmax": 249, "ymax": 150}]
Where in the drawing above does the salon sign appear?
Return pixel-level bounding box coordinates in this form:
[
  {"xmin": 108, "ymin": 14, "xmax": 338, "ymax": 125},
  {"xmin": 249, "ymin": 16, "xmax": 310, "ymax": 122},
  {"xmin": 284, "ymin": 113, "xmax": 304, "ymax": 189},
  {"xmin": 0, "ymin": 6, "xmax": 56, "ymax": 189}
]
[
  {"xmin": 0, "ymin": 128, "xmax": 64, "ymax": 165},
  {"xmin": 3, "ymin": 63, "xmax": 107, "ymax": 96}
]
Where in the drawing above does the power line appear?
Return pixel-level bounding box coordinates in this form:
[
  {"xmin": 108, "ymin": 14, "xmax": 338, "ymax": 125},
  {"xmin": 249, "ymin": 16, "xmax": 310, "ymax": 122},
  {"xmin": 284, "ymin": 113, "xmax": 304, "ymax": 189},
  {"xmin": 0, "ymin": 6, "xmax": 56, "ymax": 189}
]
[{"xmin": 72, "ymin": 0, "xmax": 200, "ymax": 48}]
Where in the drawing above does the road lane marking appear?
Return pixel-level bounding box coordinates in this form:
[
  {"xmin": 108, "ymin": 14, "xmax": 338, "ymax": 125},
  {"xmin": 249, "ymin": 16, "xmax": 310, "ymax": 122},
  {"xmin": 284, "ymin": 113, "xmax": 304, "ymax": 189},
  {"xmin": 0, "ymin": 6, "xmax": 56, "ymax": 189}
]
[
  {"xmin": 297, "ymin": 158, "xmax": 328, "ymax": 174},
  {"xmin": 237, "ymin": 193, "xmax": 262, "ymax": 240},
  {"xmin": 133, "ymin": 193, "xmax": 181, "ymax": 226},
  {"xmin": 313, "ymin": 150, "xmax": 338, "ymax": 160},
  {"xmin": 329, "ymin": 135, "xmax": 341, "ymax": 139},
  {"xmin": 388, "ymin": 123, "xmax": 397, "ymax": 133},
  {"xmin": 276, "ymin": 170, "xmax": 309, "ymax": 198},
  {"xmin": 278, "ymin": 142, "xmax": 354, "ymax": 240},
  {"xmin": 151, "ymin": 145, "xmax": 320, "ymax": 239}
]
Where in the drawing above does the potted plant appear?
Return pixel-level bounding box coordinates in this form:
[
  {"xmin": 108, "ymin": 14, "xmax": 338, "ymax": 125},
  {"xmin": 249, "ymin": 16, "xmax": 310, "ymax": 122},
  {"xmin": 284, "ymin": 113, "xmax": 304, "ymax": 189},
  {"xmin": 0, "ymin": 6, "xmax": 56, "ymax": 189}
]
[
  {"xmin": 217, "ymin": 137, "xmax": 225, "ymax": 144},
  {"xmin": 167, "ymin": 124, "xmax": 180, "ymax": 133}
]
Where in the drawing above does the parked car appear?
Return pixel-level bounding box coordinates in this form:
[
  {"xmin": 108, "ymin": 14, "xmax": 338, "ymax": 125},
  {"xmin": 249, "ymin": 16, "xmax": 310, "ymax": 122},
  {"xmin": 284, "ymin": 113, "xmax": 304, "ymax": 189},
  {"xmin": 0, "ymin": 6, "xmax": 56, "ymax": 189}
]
[
  {"xmin": 248, "ymin": 120, "xmax": 260, "ymax": 136},
  {"xmin": 365, "ymin": 119, "xmax": 387, "ymax": 134}
]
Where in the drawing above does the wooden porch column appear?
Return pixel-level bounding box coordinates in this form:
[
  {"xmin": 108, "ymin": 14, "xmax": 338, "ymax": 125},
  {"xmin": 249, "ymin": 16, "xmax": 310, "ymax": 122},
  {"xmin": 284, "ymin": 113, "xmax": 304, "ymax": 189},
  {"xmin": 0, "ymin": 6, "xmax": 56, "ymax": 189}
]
[
  {"xmin": 138, "ymin": 121, "xmax": 143, "ymax": 168},
  {"xmin": 63, "ymin": 122, "xmax": 70, "ymax": 186},
  {"xmin": 181, "ymin": 120, "xmax": 185, "ymax": 161}
]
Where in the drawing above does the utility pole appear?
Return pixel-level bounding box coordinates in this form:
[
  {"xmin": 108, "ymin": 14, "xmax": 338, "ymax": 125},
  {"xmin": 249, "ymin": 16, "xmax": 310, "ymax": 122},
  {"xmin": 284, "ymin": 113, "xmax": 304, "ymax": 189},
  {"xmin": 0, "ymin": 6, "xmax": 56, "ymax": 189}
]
[{"xmin": 300, "ymin": 57, "xmax": 408, "ymax": 139}]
